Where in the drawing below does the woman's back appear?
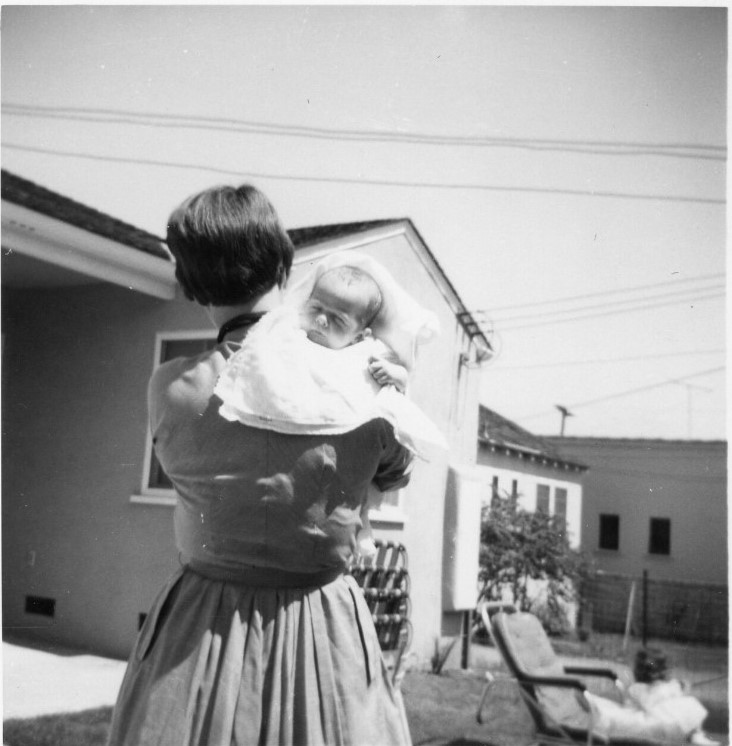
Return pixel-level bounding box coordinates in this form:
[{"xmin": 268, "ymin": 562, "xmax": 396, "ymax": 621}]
[{"xmin": 149, "ymin": 342, "xmax": 411, "ymax": 574}]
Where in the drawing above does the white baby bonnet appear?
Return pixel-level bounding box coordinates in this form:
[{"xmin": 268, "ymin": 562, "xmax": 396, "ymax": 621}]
[
  {"xmin": 213, "ymin": 253, "xmax": 446, "ymax": 457},
  {"xmin": 285, "ymin": 250, "xmax": 440, "ymax": 371}
]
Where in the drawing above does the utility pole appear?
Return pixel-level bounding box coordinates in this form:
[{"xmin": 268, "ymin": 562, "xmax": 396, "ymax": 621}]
[
  {"xmin": 671, "ymin": 381, "xmax": 711, "ymax": 439},
  {"xmin": 555, "ymin": 405, "xmax": 574, "ymax": 436}
]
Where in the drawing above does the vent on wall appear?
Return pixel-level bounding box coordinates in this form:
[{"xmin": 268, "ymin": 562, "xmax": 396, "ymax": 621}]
[{"xmin": 25, "ymin": 595, "xmax": 55, "ymax": 617}]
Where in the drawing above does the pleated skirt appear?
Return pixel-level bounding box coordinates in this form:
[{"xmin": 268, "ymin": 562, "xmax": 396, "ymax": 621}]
[{"xmin": 106, "ymin": 566, "xmax": 412, "ymax": 746}]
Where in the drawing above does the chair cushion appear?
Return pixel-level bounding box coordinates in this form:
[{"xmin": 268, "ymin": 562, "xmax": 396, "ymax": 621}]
[{"xmin": 495, "ymin": 612, "xmax": 592, "ymax": 732}]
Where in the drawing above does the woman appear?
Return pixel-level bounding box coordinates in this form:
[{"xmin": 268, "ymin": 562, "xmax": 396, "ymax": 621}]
[{"xmin": 107, "ymin": 185, "xmax": 414, "ymax": 746}]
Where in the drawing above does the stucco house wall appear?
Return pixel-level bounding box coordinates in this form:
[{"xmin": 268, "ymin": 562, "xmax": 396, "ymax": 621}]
[
  {"xmin": 2, "ymin": 283, "xmax": 195, "ymax": 657},
  {"xmin": 546, "ymin": 437, "xmax": 727, "ymax": 585}
]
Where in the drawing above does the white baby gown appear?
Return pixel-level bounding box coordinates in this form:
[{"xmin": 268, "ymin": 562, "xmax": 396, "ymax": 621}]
[
  {"xmin": 214, "ymin": 305, "xmax": 447, "ymax": 458},
  {"xmin": 214, "ymin": 251, "xmax": 447, "ymax": 459}
]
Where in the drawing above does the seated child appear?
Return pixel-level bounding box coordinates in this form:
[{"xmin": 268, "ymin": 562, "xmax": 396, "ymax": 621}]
[
  {"xmin": 584, "ymin": 648, "xmax": 718, "ymax": 745},
  {"xmin": 214, "ymin": 252, "xmax": 447, "ymax": 558}
]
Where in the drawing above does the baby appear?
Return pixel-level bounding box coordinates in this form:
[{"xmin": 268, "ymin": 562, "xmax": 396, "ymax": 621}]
[
  {"xmin": 215, "ymin": 252, "xmax": 446, "ymax": 560},
  {"xmin": 299, "ymin": 264, "xmax": 407, "ymax": 391}
]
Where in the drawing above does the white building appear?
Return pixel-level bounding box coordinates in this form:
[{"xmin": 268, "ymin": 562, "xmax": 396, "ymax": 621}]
[{"xmin": 476, "ymin": 406, "xmax": 587, "ymax": 549}]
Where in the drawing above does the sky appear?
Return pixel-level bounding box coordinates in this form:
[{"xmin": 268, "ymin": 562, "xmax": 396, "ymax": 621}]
[{"xmin": 1, "ymin": 5, "xmax": 726, "ymax": 440}]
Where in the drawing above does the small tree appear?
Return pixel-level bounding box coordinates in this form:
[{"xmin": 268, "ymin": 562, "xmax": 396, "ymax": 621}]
[{"xmin": 478, "ymin": 493, "xmax": 593, "ymax": 635}]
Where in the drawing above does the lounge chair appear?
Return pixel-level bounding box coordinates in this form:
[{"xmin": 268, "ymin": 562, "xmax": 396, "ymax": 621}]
[{"xmin": 476, "ymin": 601, "xmax": 712, "ymax": 746}]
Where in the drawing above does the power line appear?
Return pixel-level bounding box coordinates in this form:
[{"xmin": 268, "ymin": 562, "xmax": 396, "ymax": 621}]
[
  {"xmin": 492, "ymin": 283, "xmax": 725, "ymax": 325},
  {"xmin": 489, "ymin": 348, "xmax": 726, "ymax": 371},
  {"xmin": 2, "ymin": 142, "xmax": 725, "ymax": 206},
  {"xmin": 485, "ymin": 273, "xmax": 725, "ymax": 313},
  {"xmin": 516, "ymin": 365, "xmax": 725, "ymax": 422},
  {"xmin": 498, "ymin": 290, "xmax": 724, "ymax": 332},
  {"xmin": 2, "ymin": 103, "xmax": 726, "ymax": 161},
  {"xmin": 567, "ymin": 366, "xmax": 724, "ymax": 411}
]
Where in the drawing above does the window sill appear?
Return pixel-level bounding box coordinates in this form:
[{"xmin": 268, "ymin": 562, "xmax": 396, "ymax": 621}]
[
  {"xmin": 130, "ymin": 493, "xmax": 176, "ymax": 507},
  {"xmin": 369, "ymin": 506, "xmax": 406, "ymax": 527}
]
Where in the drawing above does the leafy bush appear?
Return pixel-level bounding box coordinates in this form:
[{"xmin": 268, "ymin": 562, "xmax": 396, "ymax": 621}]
[{"xmin": 478, "ymin": 494, "xmax": 593, "ymax": 634}]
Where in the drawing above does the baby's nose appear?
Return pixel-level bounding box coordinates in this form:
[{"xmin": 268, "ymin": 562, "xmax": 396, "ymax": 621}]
[{"xmin": 315, "ymin": 313, "xmax": 328, "ymax": 328}]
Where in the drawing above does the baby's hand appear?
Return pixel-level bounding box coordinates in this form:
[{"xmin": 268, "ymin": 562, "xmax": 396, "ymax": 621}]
[{"xmin": 368, "ymin": 356, "xmax": 408, "ymax": 392}]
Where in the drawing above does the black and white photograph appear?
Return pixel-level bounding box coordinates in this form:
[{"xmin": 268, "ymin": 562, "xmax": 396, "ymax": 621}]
[{"xmin": 1, "ymin": 5, "xmax": 727, "ymax": 746}]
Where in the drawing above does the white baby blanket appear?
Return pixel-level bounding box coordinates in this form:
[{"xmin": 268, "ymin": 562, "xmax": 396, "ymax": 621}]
[{"xmin": 214, "ymin": 305, "xmax": 447, "ymax": 458}]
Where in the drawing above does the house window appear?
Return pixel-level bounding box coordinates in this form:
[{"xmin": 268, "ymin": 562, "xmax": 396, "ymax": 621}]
[
  {"xmin": 491, "ymin": 475, "xmax": 499, "ymax": 499},
  {"xmin": 554, "ymin": 488, "xmax": 567, "ymax": 522},
  {"xmin": 138, "ymin": 332, "xmax": 217, "ymax": 500},
  {"xmin": 536, "ymin": 484, "xmax": 550, "ymax": 513},
  {"xmin": 648, "ymin": 518, "xmax": 671, "ymax": 556},
  {"xmin": 368, "ymin": 488, "xmax": 406, "ymax": 524},
  {"xmin": 511, "ymin": 479, "xmax": 518, "ymax": 499},
  {"xmin": 598, "ymin": 514, "xmax": 620, "ymax": 551}
]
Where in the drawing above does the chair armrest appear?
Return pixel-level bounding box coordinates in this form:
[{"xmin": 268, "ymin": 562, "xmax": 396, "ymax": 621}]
[
  {"xmin": 518, "ymin": 673, "xmax": 587, "ymax": 692},
  {"xmin": 563, "ymin": 666, "xmax": 620, "ymax": 682}
]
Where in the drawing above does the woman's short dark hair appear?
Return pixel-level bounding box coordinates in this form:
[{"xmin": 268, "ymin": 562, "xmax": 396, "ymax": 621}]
[{"xmin": 166, "ymin": 185, "xmax": 294, "ymax": 306}]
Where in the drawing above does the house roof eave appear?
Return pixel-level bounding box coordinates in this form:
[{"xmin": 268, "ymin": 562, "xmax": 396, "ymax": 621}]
[
  {"xmin": 478, "ymin": 436, "xmax": 588, "ymax": 473},
  {"xmin": 1, "ymin": 170, "xmax": 168, "ymax": 259},
  {"xmin": 2, "ymin": 200, "xmax": 177, "ymax": 300}
]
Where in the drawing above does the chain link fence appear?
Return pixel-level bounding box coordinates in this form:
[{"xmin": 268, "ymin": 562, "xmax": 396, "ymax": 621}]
[{"xmin": 575, "ymin": 571, "xmax": 727, "ymax": 697}]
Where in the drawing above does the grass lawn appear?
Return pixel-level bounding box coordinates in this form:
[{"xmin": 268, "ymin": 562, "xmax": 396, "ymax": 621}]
[
  {"xmin": 3, "ymin": 706, "xmax": 114, "ymax": 746},
  {"xmin": 2, "ymin": 667, "xmax": 727, "ymax": 746},
  {"xmin": 1, "ymin": 670, "xmax": 533, "ymax": 746},
  {"xmin": 403, "ymin": 669, "xmax": 536, "ymax": 746}
]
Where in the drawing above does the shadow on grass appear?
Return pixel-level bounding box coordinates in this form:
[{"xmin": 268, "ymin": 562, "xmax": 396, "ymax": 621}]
[
  {"xmin": 3, "ymin": 670, "xmax": 725, "ymax": 746},
  {"xmin": 2, "ymin": 672, "xmax": 527, "ymax": 746},
  {"xmin": 3, "ymin": 706, "xmax": 113, "ymax": 746}
]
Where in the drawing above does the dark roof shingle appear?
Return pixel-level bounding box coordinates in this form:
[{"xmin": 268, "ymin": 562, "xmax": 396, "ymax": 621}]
[
  {"xmin": 479, "ymin": 405, "xmax": 587, "ymax": 470},
  {"xmin": 287, "ymin": 219, "xmax": 404, "ymax": 248},
  {"xmin": 1, "ymin": 170, "xmax": 169, "ymax": 260}
]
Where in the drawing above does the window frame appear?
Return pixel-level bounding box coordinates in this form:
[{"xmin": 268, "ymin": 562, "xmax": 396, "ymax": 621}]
[
  {"xmin": 369, "ymin": 489, "xmax": 407, "ymax": 525},
  {"xmin": 598, "ymin": 513, "xmax": 620, "ymax": 551},
  {"xmin": 536, "ymin": 483, "xmax": 550, "ymax": 513},
  {"xmin": 554, "ymin": 487, "xmax": 568, "ymax": 522},
  {"xmin": 648, "ymin": 517, "xmax": 672, "ymax": 556},
  {"xmin": 132, "ymin": 330, "xmax": 217, "ymax": 506}
]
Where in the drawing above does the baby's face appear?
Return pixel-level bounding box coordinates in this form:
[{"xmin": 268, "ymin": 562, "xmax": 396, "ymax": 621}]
[{"xmin": 300, "ymin": 283, "xmax": 366, "ymax": 349}]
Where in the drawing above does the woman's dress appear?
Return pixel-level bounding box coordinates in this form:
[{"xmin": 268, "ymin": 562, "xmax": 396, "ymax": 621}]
[{"xmin": 106, "ymin": 340, "xmax": 413, "ymax": 746}]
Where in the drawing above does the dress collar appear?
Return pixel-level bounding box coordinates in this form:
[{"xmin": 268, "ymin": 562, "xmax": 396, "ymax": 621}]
[{"xmin": 216, "ymin": 312, "xmax": 265, "ymax": 344}]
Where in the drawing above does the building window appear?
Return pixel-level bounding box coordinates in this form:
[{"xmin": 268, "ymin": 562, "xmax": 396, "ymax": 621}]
[
  {"xmin": 648, "ymin": 518, "xmax": 671, "ymax": 556},
  {"xmin": 491, "ymin": 475, "xmax": 499, "ymax": 499},
  {"xmin": 554, "ymin": 488, "xmax": 567, "ymax": 522},
  {"xmin": 598, "ymin": 513, "xmax": 620, "ymax": 551},
  {"xmin": 139, "ymin": 332, "xmax": 217, "ymax": 499},
  {"xmin": 536, "ymin": 484, "xmax": 550, "ymax": 513},
  {"xmin": 511, "ymin": 479, "xmax": 518, "ymax": 499}
]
